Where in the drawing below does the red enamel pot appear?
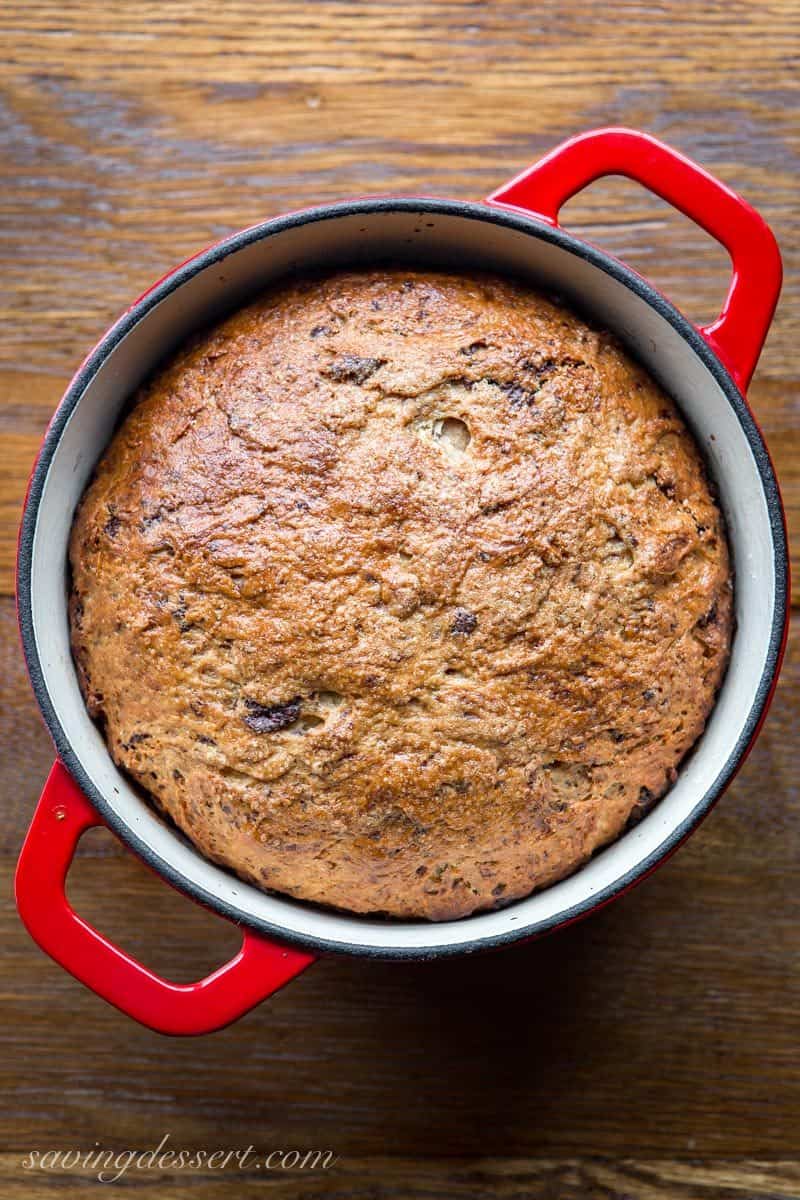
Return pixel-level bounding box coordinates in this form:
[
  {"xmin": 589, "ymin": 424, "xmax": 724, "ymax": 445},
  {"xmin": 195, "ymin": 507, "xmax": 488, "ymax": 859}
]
[{"xmin": 15, "ymin": 128, "xmax": 788, "ymax": 1035}]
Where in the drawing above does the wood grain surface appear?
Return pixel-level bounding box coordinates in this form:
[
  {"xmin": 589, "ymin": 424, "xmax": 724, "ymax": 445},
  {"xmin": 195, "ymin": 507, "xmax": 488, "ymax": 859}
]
[{"xmin": 1, "ymin": 2, "xmax": 798, "ymax": 1197}]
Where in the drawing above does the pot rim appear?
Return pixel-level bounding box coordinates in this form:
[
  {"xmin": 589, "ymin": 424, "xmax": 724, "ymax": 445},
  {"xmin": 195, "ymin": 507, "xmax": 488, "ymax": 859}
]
[{"xmin": 16, "ymin": 195, "xmax": 790, "ymax": 960}]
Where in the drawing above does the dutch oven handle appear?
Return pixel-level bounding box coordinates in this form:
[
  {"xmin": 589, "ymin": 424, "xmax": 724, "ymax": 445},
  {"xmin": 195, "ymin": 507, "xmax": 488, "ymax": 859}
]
[
  {"xmin": 15, "ymin": 761, "xmax": 315, "ymax": 1035},
  {"xmin": 486, "ymin": 126, "xmax": 782, "ymax": 394}
]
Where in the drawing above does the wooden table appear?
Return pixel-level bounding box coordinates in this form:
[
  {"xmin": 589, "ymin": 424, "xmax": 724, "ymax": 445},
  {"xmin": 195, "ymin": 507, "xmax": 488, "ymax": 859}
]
[{"xmin": 2, "ymin": 3, "xmax": 798, "ymax": 1196}]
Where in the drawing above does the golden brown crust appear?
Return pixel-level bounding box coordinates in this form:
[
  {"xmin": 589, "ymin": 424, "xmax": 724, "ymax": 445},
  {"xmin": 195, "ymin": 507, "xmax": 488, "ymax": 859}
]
[{"xmin": 69, "ymin": 269, "xmax": 732, "ymax": 920}]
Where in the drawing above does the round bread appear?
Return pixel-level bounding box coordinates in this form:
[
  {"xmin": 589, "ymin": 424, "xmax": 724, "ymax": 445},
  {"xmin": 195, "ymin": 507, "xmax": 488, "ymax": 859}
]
[{"xmin": 69, "ymin": 269, "xmax": 732, "ymax": 920}]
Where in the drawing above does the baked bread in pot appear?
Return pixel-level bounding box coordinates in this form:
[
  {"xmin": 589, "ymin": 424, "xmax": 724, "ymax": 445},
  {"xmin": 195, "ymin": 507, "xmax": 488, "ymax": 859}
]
[{"xmin": 69, "ymin": 268, "xmax": 732, "ymax": 920}]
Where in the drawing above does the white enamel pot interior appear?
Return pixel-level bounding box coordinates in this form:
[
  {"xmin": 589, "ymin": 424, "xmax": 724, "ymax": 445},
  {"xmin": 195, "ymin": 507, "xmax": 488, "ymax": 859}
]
[{"xmin": 17, "ymin": 199, "xmax": 788, "ymax": 959}]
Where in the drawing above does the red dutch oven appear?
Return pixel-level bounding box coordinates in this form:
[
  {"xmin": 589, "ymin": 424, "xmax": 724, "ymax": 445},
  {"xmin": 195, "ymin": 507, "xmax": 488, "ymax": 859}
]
[{"xmin": 15, "ymin": 128, "xmax": 789, "ymax": 1035}]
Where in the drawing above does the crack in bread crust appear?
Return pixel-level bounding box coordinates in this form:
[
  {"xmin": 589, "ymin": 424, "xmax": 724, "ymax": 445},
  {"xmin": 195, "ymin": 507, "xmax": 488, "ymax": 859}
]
[{"xmin": 69, "ymin": 269, "xmax": 732, "ymax": 920}]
